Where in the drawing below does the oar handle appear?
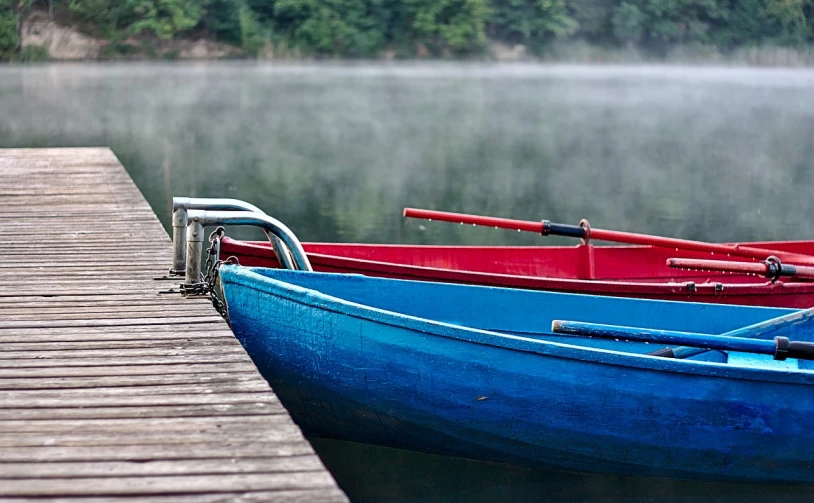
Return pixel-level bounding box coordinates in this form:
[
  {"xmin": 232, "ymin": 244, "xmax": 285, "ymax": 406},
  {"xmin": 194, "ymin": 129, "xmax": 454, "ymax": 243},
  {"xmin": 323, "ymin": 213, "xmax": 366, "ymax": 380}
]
[
  {"xmin": 552, "ymin": 320, "xmax": 814, "ymax": 361},
  {"xmin": 402, "ymin": 208, "xmax": 586, "ymax": 237},
  {"xmin": 781, "ymin": 338, "xmax": 814, "ymax": 361},
  {"xmin": 666, "ymin": 257, "xmax": 814, "ymax": 281},
  {"xmin": 403, "ymin": 208, "xmax": 814, "ymax": 265}
]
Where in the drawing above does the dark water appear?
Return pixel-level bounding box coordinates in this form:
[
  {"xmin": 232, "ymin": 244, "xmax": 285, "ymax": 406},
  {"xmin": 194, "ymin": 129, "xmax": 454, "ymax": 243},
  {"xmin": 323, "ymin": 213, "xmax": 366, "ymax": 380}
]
[
  {"xmin": 3, "ymin": 62, "xmax": 814, "ymax": 501},
  {"xmin": 312, "ymin": 438, "xmax": 814, "ymax": 503}
]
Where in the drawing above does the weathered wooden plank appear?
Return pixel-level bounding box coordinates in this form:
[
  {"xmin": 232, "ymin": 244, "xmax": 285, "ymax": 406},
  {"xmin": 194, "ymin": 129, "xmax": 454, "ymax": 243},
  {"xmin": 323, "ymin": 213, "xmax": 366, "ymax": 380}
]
[
  {"xmin": 0, "ymin": 290, "xmax": 181, "ymax": 299},
  {"xmin": 0, "ymin": 328, "xmax": 230, "ymax": 343},
  {"xmin": 0, "ymin": 372, "xmax": 266, "ymax": 389},
  {"xmin": 0, "ymin": 204, "xmax": 154, "ymax": 212},
  {"xmin": 0, "ymin": 257, "xmax": 172, "ymax": 264},
  {"xmin": 1, "ymin": 219, "xmax": 165, "ymax": 226},
  {"xmin": 0, "ymin": 354, "xmax": 254, "ymax": 367},
  {"xmin": 0, "ymin": 273, "xmax": 173, "ymax": 280},
  {"xmin": 0, "ymin": 391, "xmax": 279, "ymax": 408},
  {"xmin": 0, "ymin": 362, "xmax": 259, "ymax": 377},
  {"xmin": 0, "ymin": 424, "xmax": 304, "ymax": 447},
  {"xmin": 2, "ymin": 235, "xmax": 170, "ymax": 245},
  {"xmin": 1, "ymin": 254, "xmax": 169, "ymax": 262},
  {"xmin": 2, "ymin": 250, "xmax": 169, "ymax": 257},
  {"xmin": 0, "ymin": 290, "xmax": 171, "ymax": 298},
  {"xmin": 0, "ymin": 403, "xmax": 284, "ymax": 420},
  {"xmin": 0, "ymin": 213, "xmax": 157, "ymax": 220},
  {"xmin": 0, "ymin": 310, "xmax": 220, "ymax": 323},
  {"xmin": 0, "ymin": 338, "xmax": 240, "ymax": 351},
  {"xmin": 0, "ymin": 312, "xmax": 217, "ymax": 324},
  {"xmin": 0, "ymin": 294, "xmax": 195, "ymax": 306},
  {"xmin": 0, "ymin": 271, "xmax": 174, "ymax": 280},
  {"xmin": 4, "ymin": 238, "xmax": 169, "ymax": 244},
  {"xmin": 1, "ymin": 232, "xmax": 165, "ymax": 240},
  {"xmin": 2, "ymin": 221, "xmax": 167, "ymax": 228},
  {"xmin": 0, "ymin": 188, "xmax": 150, "ymax": 197},
  {"xmin": 0, "ymin": 264, "xmax": 171, "ymax": 272},
  {"xmin": 0, "ymin": 283, "xmax": 183, "ymax": 295},
  {"xmin": 0, "ymin": 414, "xmax": 291, "ymax": 433},
  {"xmin": 0, "ymin": 316, "xmax": 225, "ymax": 329},
  {"xmin": 0, "ymin": 455, "xmax": 325, "ymax": 478},
  {"xmin": 0, "ymin": 217, "xmax": 158, "ymax": 225},
  {"xmin": 2, "ymin": 254, "xmax": 172, "ymax": 262},
  {"xmin": 0, "ymin": 488, "xmax": 348, "ymax": 503},
  {"xmin": 0, "ymin": 296, "xmax": 201, "ymax": 306},
  {"xmin": 0, "ymin": 382, "xmax": 273, "ymax": 399},
  {"xmin": 1, "ymin": 229, "xmax": 169, "ymax": 237},
  {"xmin": 0, "ymin": 472, "xmax": 338, "ymax": 497},
  {"xmin": 0, "ymin": 305, "xmax": 203, "ymax": 316},
  {"xmin": 0, "ymin": 345, "xmax": 248, "ymax": 361},
  {"xmin": 0, "ymin": 301, "xmax": 205, "ymax": 312},
  {"xmin": 0, "ymin": 442, "xmax": 316, "ymax": 464}
]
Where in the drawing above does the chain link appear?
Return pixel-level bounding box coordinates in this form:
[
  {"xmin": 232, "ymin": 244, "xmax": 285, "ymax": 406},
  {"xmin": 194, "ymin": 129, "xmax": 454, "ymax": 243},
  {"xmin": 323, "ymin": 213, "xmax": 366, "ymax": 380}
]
[{"xmin": 180, "ymin": 226, "xmax": 237, "ymax": 325}]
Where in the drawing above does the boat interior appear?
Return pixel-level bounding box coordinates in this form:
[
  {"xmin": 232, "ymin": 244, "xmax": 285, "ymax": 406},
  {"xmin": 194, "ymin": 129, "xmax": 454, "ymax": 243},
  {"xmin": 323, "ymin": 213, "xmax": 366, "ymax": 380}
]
[{"xmin": 237, "ymin": 267, "xmax": 814, "ymax": 371}]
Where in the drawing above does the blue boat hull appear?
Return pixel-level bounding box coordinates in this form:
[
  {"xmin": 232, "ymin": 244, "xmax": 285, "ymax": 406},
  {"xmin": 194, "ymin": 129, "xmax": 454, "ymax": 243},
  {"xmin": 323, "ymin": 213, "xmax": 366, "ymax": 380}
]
[{"xmin": 220, "ymin": 266, "xmax": 814, "ymax": 484}]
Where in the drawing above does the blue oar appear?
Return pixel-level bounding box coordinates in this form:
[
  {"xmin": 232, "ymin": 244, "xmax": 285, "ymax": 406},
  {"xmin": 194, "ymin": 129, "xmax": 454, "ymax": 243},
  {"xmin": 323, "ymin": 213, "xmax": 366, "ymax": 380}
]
[{"xmin": 551, "ymin": 309, "xmax": 814, "ymax": 361}]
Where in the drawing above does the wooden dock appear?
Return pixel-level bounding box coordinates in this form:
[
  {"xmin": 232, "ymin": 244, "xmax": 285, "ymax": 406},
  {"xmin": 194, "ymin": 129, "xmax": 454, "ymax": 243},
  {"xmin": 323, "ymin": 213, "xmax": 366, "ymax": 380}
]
[{"xmin": 0, "ymin": 148, "xmax": 347, "ymax": 502}]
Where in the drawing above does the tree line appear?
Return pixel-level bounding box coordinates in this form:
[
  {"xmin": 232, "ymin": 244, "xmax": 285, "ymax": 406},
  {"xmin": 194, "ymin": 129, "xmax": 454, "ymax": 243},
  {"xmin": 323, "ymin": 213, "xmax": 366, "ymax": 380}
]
[{"xmin": 2, "ymin": 0, "xmax": 814, "ymax": 60}]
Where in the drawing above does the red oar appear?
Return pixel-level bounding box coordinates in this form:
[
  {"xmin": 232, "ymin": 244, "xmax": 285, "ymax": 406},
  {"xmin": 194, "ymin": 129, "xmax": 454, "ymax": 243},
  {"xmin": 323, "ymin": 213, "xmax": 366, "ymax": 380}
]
[
  {"xmin": 667, "ymin": 257, "xmax": 814, "ymax": 281},
  {"xmin": 403, "ymin": 208, "xmax": 814, "ymax": 266}
]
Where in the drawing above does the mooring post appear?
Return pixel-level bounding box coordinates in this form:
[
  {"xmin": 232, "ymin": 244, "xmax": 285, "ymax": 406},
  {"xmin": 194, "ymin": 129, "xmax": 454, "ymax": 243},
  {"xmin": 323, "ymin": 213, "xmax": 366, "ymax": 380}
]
[
  {"xmin": 185, "ymin": 216, "xmax": 205, "ymax": 285},
  {"xmin": 171, "ymin": 205, "xmax": 187, "ymax": 275}
]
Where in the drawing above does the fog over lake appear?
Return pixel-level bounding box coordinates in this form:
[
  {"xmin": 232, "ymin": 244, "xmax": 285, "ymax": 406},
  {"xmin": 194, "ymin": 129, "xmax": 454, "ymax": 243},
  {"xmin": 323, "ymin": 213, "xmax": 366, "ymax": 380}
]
[{"xmin": 3, "ymin": 62, "xmax": 814, "ymax": 247}]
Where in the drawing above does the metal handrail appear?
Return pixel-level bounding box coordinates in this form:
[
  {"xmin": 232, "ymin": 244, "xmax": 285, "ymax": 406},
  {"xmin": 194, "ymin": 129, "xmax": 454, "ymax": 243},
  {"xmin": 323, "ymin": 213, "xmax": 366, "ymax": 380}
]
[
  {"xmin": 184, "ymin": 210, "xmax": 312, "ymax": 286},
  {"xmin": 171, "ymin": 197, "xmax": 294, "ymax": 275}
]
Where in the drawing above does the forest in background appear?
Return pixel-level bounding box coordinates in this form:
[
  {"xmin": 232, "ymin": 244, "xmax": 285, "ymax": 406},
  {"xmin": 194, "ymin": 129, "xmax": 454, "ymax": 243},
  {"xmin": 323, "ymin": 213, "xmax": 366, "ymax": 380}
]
[{"xmin": 2, "ymin": 0, "xmax": 814, "ymax": 61}]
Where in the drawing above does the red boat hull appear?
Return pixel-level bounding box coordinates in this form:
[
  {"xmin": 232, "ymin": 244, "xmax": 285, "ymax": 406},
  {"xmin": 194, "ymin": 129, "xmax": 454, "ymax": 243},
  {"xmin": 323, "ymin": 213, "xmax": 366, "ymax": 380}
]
[{"xmin": 219, "ymin": 237, "xmax": 814, "ymax": 308}]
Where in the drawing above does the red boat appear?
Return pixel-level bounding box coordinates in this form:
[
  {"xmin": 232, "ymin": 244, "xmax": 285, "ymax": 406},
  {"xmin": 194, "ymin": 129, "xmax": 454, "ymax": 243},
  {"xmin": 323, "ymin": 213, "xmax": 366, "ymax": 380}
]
[{"xmin": 219, "ymin": 237, "xmax": 814, "ymax": 308}]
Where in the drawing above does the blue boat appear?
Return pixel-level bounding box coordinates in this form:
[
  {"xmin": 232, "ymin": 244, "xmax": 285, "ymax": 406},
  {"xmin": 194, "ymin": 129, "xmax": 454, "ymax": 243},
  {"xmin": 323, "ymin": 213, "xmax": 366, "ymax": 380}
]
[{"xmin": 218, "ymin": 265, "xmax": 814, "ymax": 484}]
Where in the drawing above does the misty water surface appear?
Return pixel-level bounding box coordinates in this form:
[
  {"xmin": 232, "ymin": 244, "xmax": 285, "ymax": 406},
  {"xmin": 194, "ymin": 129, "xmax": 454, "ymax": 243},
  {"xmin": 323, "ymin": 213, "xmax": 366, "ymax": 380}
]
[
  {"xmin": 3, "ymin": 62, "xmax": 814, "ymax": 247},
  {"xmin": 3, "ymin": 62, "xmax": 814, "ymax": 502}
]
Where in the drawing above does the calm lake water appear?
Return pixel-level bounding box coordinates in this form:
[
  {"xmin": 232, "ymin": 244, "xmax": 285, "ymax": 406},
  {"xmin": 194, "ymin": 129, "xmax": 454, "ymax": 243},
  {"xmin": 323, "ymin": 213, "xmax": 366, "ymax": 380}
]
[{"xmin": 3, "ymin": 62, "xmax": 814, "ymax": 501}]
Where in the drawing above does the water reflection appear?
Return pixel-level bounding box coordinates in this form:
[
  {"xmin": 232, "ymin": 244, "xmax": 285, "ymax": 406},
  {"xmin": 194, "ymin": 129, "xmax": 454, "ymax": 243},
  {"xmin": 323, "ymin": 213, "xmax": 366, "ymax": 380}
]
[{"xmin": 312, "ymin": 438, "xmax": 814, "ymax": 503}]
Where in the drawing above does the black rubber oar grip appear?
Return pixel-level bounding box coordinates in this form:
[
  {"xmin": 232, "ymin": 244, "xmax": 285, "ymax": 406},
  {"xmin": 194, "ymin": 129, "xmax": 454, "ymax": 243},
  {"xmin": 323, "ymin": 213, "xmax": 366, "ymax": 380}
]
[
  {"xmin": 788, "ymin": 341, "xmax": 814, "ymax": 361},
  {"xmin": 775, "ymin": 337, "xmax": 814, "ymax": 361},
  {"xmin": 542, "ymin": 220, "xmax": 587, "ymax": 238}
]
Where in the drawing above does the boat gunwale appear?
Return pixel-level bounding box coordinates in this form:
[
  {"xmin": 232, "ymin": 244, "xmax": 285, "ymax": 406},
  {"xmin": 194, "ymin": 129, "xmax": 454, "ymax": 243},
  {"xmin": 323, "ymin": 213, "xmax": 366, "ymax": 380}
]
[
  {"xmin": 220, "ymin": 265, "xmax": 814, "ymax": 385},
  {"xmin": 222, "ymin": 238, "xmax": 814, "ymax": 296},
  {"xmin": 226, "ymin": 236, "xmax": 814, "ymax": 251}
]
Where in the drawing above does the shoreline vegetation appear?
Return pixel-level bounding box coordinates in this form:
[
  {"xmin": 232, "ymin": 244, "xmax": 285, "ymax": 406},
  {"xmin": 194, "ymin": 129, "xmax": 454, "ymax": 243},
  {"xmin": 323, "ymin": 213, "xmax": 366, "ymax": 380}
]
[{"xmin": 2, "ymin": 1, "xmax": 814, "ymax": 65}]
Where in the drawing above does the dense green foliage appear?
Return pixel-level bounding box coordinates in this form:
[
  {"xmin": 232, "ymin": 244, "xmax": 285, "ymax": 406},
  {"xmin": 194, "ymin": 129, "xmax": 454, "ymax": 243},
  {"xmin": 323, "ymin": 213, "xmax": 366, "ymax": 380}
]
[
  {"xmin": 0, "ymin": 9, "xmax": 18, "ymax": 60},
  {"xmin": 3, "ymin": 0, "xmax": 814, "ymax": 59},
  {"xmin": 65, "ymin": 0, "xmax": 201, "ymax": 39}
]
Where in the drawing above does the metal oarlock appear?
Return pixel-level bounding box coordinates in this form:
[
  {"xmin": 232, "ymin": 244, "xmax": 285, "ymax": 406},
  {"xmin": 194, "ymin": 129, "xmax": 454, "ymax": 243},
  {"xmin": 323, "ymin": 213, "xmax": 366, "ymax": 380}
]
[
  {"xmin": 183, "ymin": 210, "xmax": 312, "ymax": 286},
  {"xmin": 171, "ymin": 197, "xmax": 294, "ymax": 275}
]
